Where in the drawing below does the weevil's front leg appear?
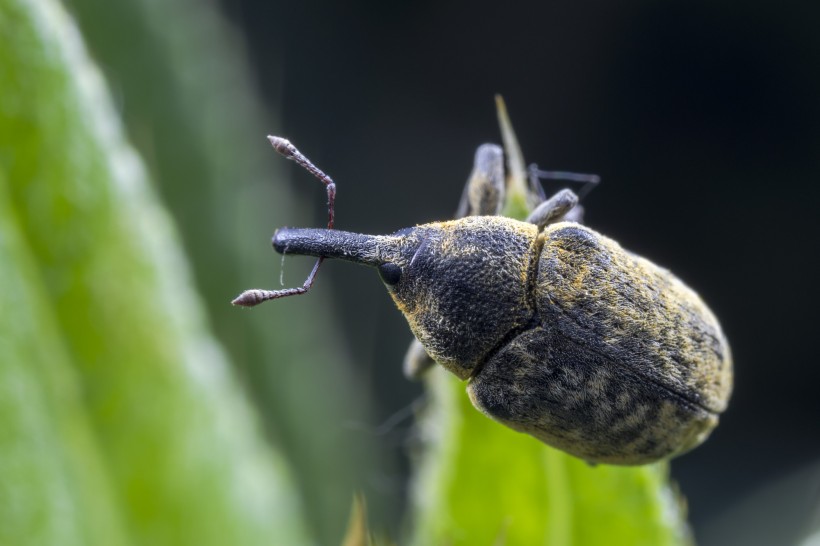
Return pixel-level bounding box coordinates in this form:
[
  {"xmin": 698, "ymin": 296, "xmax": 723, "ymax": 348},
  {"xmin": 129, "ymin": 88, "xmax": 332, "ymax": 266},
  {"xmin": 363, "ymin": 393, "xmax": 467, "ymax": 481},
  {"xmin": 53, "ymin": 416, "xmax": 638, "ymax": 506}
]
[
  {"xmin": 527, "ymin": 164, "xmax": 600, "ymax": 225},
  {"xmin": 454, "ymin": 144, "xmax": 505, "ymax": 218},
  {"xmin": 526, "ymin": 188, "xmax": 579, "ymax": 230},
  {"xmin": 403, "ymin": 337, "xmax": 436, "ymax": 379}
]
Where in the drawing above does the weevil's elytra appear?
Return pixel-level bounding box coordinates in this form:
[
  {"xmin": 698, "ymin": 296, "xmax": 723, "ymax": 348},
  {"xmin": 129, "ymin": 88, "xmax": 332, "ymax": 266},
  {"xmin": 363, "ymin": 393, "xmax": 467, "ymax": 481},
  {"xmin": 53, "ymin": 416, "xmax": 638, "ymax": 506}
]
[
  {"xmin": 234, "ymin": 100, "xmax": 733, "ymax": 465},
  {"xmin": 467, "ymin": 221, "xmax": 730, "ymax": 464},
  {"xmin": 537, "ymin": 224, "xmax": 730, "ymax": 415}
]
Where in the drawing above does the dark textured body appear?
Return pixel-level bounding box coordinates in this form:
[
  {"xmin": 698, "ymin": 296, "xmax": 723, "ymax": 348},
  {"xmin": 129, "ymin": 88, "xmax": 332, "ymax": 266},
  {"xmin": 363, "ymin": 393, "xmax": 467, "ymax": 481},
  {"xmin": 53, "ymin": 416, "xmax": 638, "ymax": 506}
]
[
  {"xmin": 266, "ymin": 214, "xmax": 732, "ymax": 464},
  {"xmin": 380, "ymin": 216, "xmax": 732, "ymax": 464},
  {"xmin": 467, "ymin": 221, "xmax": 731, "ymax": 464}
]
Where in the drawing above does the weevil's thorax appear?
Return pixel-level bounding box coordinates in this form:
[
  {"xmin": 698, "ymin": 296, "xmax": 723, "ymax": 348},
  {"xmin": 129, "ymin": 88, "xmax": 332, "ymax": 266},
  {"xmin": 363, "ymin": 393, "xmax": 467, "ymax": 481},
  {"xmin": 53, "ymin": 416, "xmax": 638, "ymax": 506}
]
[{"xmin": 384, "ymin": 216, "xmax": 540, "ymax": 379}]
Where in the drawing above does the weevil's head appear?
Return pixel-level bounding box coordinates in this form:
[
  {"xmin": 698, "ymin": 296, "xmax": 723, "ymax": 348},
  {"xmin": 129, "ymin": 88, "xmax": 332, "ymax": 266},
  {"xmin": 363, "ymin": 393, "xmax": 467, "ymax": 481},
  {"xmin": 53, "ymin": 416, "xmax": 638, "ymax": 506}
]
[{"xmin": 274, "ymin": 216, "xmax": 540, "ymax": 378}]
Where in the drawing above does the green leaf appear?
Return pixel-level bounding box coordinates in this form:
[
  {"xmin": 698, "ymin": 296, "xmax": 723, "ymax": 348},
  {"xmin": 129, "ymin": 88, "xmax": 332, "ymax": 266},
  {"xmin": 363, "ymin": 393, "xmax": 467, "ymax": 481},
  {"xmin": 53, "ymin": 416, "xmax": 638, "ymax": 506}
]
[
  {"xmin": 0, "ymin": 176, "xmax": 129, "ymax": 546},
  {"xmin": 407, "ymin": 99, "xmax": 690, "ymax": 546},
  {"xmin": 62, "ymin": 0, "xmax": 387, "ymax": 540},
  {"xmin": 0, "ymin": 0, "xmax": 310, "ymax": 544}
]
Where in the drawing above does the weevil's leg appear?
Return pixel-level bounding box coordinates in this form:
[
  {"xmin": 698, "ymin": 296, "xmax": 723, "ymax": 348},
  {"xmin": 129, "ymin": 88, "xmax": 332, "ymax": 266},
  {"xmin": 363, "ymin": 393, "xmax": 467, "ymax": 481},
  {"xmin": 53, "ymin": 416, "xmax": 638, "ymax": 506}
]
[
  {"xmin": 468, "ymin": 326, "xmax": 709, "ymax": 464},
  {"xmin": 527, "ymin": 166, "xmax": 600, "ymax": 226},
  {"xmin": 528, "ymin": 164, "xmax": 600, "ymax": 202},
  {"xmin": 526, "ymin": 164, "xmax": 548, "ymax": 203},
  {"xmin": 526, "ymin": 188, "xmax": 579, "ymax": 230},
  {"xmin": 403, "ymin": 337, "xmax": 437, "ymax": 380},
  {"xmin": 561, "ymin": 204, "xmax": 585, "ymax": 224},
  {"xmin": 454, "ymin": 143, "xmax": 505, "ymax": 218},
  {"xmin": 232, "ymin": 137, "xmax": 336, "ymax": 307}
]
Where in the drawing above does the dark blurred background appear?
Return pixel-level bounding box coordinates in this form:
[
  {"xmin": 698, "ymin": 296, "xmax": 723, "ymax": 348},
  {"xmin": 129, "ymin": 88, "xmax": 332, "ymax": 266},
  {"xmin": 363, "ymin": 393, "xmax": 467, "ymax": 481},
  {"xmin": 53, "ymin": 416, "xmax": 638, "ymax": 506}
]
[{"xmin": 217, "ymin": 1, "xmax": 820, "ymax": 544}]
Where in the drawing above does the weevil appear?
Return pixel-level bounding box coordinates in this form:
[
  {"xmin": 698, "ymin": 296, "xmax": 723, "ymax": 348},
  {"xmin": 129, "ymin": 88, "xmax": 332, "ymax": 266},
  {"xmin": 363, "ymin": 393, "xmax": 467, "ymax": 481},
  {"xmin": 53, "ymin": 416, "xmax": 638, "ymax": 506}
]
[{"xmin": 233, "ymin": 100, "xmax": 732, "ymax": 465}]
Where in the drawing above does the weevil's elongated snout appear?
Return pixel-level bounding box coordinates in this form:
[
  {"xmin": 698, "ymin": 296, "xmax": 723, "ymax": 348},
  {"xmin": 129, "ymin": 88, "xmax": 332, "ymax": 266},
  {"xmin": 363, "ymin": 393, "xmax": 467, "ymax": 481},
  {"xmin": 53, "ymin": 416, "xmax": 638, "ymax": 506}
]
[
  {"xmin": 261, "ymin": 218, "xmax": 543, "ymax": 384},
  {"xmin": 232, "ymin": 227, "xmax": 403, "ymax": 307},
  {"xmin": 273, "ymin": 227, "xmax": 387, "ymax": 267}
]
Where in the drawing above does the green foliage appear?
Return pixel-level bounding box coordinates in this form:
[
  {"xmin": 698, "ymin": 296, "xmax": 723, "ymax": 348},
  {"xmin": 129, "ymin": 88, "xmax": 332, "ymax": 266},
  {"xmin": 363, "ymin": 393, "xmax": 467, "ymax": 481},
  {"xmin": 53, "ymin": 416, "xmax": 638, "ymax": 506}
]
[
  {"xmin": 0, "ymin": 0, "xmax": 309, "ymax": 544},
  {"xmin": 62, "ymin": 0, "xmax": 385, "ymax": 539},
  {"xmin": 0, "ymin": 177, "xmax": 129, "ymax": 546}
]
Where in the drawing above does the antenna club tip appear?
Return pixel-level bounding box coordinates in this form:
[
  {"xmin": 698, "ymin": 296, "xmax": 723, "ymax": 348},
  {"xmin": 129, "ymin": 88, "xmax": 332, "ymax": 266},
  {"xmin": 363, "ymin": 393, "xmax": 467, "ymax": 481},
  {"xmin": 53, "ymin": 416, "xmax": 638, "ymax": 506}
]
[
  {"xmin": 231, "ymin": 291, "xmax": 261, "ymax": 307},
  {"xmin": 267, "ymin": 135, "xmax": 295, "ymax": 157}
]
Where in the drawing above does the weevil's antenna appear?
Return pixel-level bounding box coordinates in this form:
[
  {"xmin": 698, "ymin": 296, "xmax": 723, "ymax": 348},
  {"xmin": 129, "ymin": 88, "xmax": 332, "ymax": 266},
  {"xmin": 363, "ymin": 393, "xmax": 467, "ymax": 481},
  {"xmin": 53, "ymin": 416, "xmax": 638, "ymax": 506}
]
[
  {"xmin": 528, "ymin": 164, "xmax": 600, "ymax": 202},
  {"xmin": 268, "ymin": 136, "xmax": 337, "ymax": 229},
  {"xmin": 232, "ymin": 137, "xmax": 336, "ymax": 307}
]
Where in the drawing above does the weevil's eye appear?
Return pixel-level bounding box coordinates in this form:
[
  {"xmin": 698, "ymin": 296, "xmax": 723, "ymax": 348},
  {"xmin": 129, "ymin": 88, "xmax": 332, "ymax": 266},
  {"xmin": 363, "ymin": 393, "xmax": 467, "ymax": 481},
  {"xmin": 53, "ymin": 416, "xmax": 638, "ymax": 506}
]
[{"xmin": 378, "ymin": 262, "xmax": 402, "ymax": 286}]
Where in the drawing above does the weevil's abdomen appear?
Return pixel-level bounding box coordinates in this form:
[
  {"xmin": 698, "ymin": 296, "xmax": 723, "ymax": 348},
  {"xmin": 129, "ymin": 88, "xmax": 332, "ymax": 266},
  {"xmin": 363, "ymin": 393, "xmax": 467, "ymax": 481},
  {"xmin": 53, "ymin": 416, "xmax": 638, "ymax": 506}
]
[
  {"xmin": 468, "ymin": 327, "xmax": 719, "ymax": 464},
  {"xmin": 468, "ymin": 222, "xmax": 732, "ymax": 464},
  {"xmin": 536, "ymin": 223, "xmax": 732, "ymax": 416}
]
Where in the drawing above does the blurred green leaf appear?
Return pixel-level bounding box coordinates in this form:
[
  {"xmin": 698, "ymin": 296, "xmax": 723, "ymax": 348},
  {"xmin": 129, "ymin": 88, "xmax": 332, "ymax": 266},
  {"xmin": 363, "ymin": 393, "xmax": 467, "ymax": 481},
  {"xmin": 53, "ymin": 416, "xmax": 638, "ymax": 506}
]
[
  {"xmin": 802, "ymin": 527, "xmax": 820, "ymax": 546},
  {"xmin": 407, "ymin": 100, "xmax": 691, "ymax": 546},
  {"xmin": 340, "ymin": 494, "xmax": 398, "ymax": 546},
  {"xmin": 0, "ymin": 177, "xmax": 129, "ymax": 546},
  {"xmin": 0, "ymin": 0, "xmax": 310, "ymax": 544},
  {"xmin": 62, "ymin": 0, "xmax": 387, "ymax": 540}
]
